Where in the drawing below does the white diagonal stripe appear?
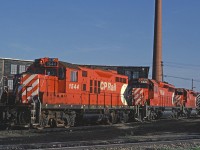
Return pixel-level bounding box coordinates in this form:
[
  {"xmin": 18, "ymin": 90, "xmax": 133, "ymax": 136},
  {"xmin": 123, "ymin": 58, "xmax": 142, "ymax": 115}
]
[
  {"xmin": 133, "ymin": 88, "xmax": 140, "ymax": 94},
  {"xmin": 140, "ymin": 89, "xmax": 143, "ymax": 94},
  {"xmin": 23, "ymin": 74, "xmax": 37, "ymax": 87},
  {"xmin": 26, "ymin": 88, "xmax": 39, "ymax": 101},
  {"xmin": 134, "ymin": 94, "xmax": 140, "ymax": 99},
  {"xmin": 22, "ymin": 78, "xmax": 39, "ymax": 96},
  {"xmin": 135, "ymin": 98, "xmax": 141, "ymax": 105}
]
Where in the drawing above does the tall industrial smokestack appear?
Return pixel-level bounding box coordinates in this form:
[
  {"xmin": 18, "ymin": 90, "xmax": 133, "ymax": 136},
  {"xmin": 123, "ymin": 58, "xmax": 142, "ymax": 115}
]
[{"xmin": 152, "ymin": 0, "xmax": 163, "ymax": 81}]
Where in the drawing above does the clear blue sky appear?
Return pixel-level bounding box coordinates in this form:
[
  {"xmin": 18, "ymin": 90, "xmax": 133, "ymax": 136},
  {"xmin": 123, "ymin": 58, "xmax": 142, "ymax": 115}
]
[{"xmin": 0, "ymin": 0, "xmax": 200, "ymax": 91}]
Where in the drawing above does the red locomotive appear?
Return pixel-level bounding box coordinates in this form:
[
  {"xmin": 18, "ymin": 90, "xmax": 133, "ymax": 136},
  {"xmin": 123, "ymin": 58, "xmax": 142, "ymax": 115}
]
[
  {"xmin": 174, "ymin": 88, "xmax": 198, "ymax": 117},
  {"xmin": 131, "ymin": 78, "xmax": 199, "ymax": 120},
  {"xmin": 11, "ymin": 57, "xmax": 131, "ymax": 127},
  {"xmin": 131, "ymin": 78, "xmax": 176, "ymax": 120}
]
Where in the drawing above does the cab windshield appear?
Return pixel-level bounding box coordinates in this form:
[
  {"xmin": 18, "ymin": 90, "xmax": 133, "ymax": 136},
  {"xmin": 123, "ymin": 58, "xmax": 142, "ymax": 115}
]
[
  {"xmin": 27, "ymin": 68, "xmax": 57, "ymax": 76},
  {"xmin": 132, "ymin": 83, "xmax": 149, "ymax": 88},
  {"xmin": 46, "ymin": 68, "xmax": 57, "ymax": 76},
  {"xmin": 175, "ymin": 90, "xmax": 184, "ymax": 95},
  {"xmin": 132, "ymin": 79, "xmax": 149, "ymax": 88}
]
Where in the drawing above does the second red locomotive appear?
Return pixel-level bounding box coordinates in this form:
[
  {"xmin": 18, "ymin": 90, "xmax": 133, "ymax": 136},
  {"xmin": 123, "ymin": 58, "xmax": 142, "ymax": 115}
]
[{"xmin": 131, "ymin": 78, "xmax": 199, "ymax": 120}]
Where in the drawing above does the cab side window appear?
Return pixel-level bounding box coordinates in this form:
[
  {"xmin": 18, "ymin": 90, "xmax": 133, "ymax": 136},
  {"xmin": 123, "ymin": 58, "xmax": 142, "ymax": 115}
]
[
  {"xmin": 70, "ymin": 70, "xmax": 78, "ymax": 82},
  {"xmin": 58, "ymin": 67, "xmax": 66, "ymax": 80}
]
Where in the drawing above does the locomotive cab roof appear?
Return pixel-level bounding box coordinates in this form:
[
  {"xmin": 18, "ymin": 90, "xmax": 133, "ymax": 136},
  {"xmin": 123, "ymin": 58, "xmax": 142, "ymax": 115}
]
[{"xmin": 59, "ymin": 61, "xmax": 80, "ymax": 70}]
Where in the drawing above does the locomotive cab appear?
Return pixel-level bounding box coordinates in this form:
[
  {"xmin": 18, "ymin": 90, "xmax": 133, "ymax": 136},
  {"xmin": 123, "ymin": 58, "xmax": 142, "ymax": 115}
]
[
  {"xmin": 175, "ymin": 88, "xmax": 197, "ymax": 108},
  {"xmin": 14, "ymin": 58, "xmax": 60, "ymax": 104},
  {"xmin": 177, "ymin": 89, "xmax": 199, "ymax": 117},
  {"xmin": 185, "ymin": 90, "xmax": 197, "ymax": 108},
  {"xmin": 28, "ymin": 57, "xmax": 59, "ymax": 76},
  {"xmin": 174, "ymin": 88, "xmax": 187, "ymax": 107}
]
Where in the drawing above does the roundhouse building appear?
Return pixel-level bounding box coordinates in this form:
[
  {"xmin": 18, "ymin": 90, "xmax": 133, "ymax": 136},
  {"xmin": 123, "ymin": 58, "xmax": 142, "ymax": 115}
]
[{"xmin": 0, "ymin": 58, "xmax": 33, "ymax": 97}]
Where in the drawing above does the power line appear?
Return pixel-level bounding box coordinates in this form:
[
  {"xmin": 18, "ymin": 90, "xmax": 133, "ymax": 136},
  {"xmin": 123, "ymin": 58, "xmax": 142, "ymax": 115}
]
[
  {"xmin": 164, "ymin": 74, "xmax": 200, "ymax": 83},
  {"xmin": 164, "ymin": 61, "xmax": 200, "ymax": 68},
  {"xmin": 164, "ymin": 64, "xmax": 196, "ymax": 69}
]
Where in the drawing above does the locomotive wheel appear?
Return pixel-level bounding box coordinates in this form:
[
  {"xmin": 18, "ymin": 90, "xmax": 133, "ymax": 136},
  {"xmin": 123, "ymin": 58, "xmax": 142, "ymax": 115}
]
[
  {"xmin": 38, "ymin": 111, "xmax": 49, "ymax": 128},
  {"xmin": 64, "ymin": 115, "xmax": 71, "ymax": 128},
  {"xmin": 172, "ymin": 109, "xmax": 179, "ymax": 119},
  {"xmin": 135, "ymin": 113, "xmax": 142, "ymax": 122},
  {"xmin": 110, "ymin": 111, "xmax": 118, "ymax": 124},
  {"xmin": 17, "ymin": 110, "xmax": 31, "ymax": 125},
  {"xmin": 150, "ymin": 110, "xmax": 157, "ymax": 120},
  {"xmin": 186, "ymin": 109, "xmax": 191, "ymax": 118},
  {"xmin": 146, "ymin": 111, "xmax": 152, "ymax": 120},
  {"xmin": 119, "ymin": 111, "xmax": 129, "ymax": 123},
  {"xmin": 155, "ymin": 110, "xmax": 163, "ymax": 119},
  {"xmin": 48, "ymin": 118, "xmax": 57, "ymax": 128},
  {"xmin": 64, "ymin": 111, "xmax": 76, "ymax": 127}
]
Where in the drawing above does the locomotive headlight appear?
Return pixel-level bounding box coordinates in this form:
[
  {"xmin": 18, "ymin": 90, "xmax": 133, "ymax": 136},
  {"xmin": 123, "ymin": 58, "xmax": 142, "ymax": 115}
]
[{"xmin": 40, "ymin": 60, "xmax": 43, "ymax": 65}]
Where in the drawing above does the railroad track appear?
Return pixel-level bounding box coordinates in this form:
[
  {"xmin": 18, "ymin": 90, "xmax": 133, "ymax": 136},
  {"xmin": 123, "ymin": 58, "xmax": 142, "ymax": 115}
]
[
  {"xmin": 0, "ymin": 118, "xmax": 200, "ymax": 149},
  {"xmin": 53, "ymin": 139, "xmax": 200, "ymax": 150},
  {"xmin": 1, "ymin": 137, "xmax": 200, "ymax": 149}
]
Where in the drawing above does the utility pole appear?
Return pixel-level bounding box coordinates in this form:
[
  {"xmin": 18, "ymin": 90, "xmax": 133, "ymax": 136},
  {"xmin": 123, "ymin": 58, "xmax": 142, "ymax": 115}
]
[
  {"xmin": 192, "ymin": 79, "xmax": 195, "ymax": 90},
  {"xmin": 161, "ymin": 61, "xmax": 164, "ymax": 82}
]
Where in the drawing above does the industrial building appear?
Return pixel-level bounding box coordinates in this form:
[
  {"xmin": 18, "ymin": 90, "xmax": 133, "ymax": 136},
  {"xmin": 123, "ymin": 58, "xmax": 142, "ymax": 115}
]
[{"xmin": 0, "ymin": 58, "xmax": 33, "ymax": 96}]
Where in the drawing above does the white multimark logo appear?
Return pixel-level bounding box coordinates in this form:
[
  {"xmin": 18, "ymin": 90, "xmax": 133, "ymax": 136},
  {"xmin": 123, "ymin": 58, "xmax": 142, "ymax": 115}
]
[{"xmin": 100, "ymin": 82, "xmax": 116, "ymax": 91}]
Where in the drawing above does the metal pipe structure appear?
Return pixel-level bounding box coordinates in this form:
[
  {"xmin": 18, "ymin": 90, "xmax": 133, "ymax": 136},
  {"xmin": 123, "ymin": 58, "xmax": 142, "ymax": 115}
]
[{"xmin": 152, "ymin": 0, "xmax": 163, "ymax": 81}]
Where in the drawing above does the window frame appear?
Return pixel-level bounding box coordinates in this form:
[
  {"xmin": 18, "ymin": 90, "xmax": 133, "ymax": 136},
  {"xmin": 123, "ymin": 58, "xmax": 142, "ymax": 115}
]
[
  {"xmin": 7, "ymin": 79, "xmax": 13, "ymax": 90},
  {"xmin": 70, "ymin": 70, "xmax": 78, "ymax": 82},
  {"xmin": 11, "ymin": 64, "xmax": 17, "ymax": 74},
  {"xmin": 19, "ymin": 65, "xmax": 26, "ymax": 73}
]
